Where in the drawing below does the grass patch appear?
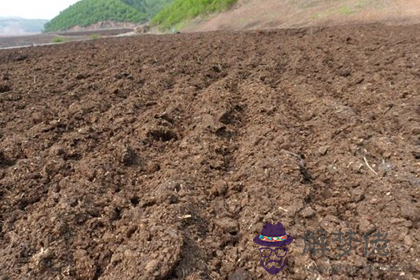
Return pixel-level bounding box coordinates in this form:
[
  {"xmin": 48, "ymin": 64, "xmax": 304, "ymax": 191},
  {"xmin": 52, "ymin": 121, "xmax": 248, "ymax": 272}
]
[
  {"xmin": 52, "ymin": 37, "xmax": 67, "ymax": 43},
  {"xmin": 151, "ymin": 0, "xmax": 238, "ymax": 30},
  {"xmin": 311, "ymin": 13, "xmax": 322, "ymax": 19},
  {"xmin": 338, "ymin": 6, "xmax": 354, "ymax": 16},
  {"xmin": 89, "ymin": 34, "xmax": 101, "ymax": 40}
]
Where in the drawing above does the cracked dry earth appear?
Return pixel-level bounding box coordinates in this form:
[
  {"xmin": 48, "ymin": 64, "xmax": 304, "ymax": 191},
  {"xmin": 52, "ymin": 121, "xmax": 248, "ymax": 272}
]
[{"xmin": 0, "ymin": 24, "xmax": 419, "ymax": 280}]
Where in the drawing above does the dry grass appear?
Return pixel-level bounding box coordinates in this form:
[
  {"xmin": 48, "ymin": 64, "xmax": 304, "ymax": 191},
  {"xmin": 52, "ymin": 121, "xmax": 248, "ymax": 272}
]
[{"xmin": 181, "ymin": 0, "xmax": 420, "ymax": 32}]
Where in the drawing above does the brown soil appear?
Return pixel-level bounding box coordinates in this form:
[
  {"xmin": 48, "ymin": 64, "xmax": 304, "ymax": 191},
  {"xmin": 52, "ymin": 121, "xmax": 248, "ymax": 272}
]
[
  {"xmin": 0, "ymin": 23, "xmax": 419, "ymax": 280},
  {"xmin": 0, "ymin": 34, "xmax": 57, "ymax": 49}
]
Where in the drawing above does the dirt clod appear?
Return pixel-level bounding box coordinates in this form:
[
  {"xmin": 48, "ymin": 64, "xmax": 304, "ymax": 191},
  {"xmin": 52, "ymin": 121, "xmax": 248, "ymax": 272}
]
[
  {"xmin": 318, "ymin": 146, "xmax": 329, "ymax": 156},
  {"xmin": 145, "ymin": 260, "xmax": 160, "ymax": 273},
  {"xmin": 215, "ymin": 217, "xmax": 239, "ymax": 234},
  {"xmin": 0, "ymin": 84, "xmax": 11, "ymax": 93},
  {"xmin": 300, "ymin": 207, "xmax": 316, "ymax": 218},
  {"xmin": 400, "ymin": 202, "xmax": 420, "ymax": 222},
  {"xmin": 120, "ymin": 147, "xmax": 138, "ymax": 166},
  {"xmin": 229, "ymin": 268, "xmax": 252, "ymax": 280}
]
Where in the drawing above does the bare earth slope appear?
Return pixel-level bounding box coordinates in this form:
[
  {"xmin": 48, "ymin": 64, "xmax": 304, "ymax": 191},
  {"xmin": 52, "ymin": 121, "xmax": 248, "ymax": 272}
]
[
  {"xmin": 182, "ymin": 0, "xmax": 420, "ymax": 32},
  {"xmin": 0, "ymin": 24, "xmax": 420, "ymax": 279}
]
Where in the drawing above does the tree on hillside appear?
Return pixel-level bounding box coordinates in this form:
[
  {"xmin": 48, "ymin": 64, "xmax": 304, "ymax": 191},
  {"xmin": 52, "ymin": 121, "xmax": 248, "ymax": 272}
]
[
  {"xmin": 44, "ymin": 0, "xmax": 147, "ymax": 32},
  {"xmin": 151, "ymin": 0, "xmax": 238, "ymax": 29},
  {"xmin": 120, "ymin": 0, "xmax": 175, "ymax": 19}
]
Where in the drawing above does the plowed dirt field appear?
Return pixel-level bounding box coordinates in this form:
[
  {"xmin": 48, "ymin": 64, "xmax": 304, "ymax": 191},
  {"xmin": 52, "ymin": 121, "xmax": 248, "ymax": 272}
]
[{"xmin": 0, "ymin": 24, "xmax": 419, "ymax": 280}]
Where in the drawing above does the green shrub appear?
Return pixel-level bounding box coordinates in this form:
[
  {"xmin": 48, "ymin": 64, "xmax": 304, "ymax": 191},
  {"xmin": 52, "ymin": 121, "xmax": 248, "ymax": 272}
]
[
  {"xmin": 89, "ymin": 34, "xmax": 101, "ymax": 40},
  {"xmin": 52, "ymin": 37, "xmax": 67, "ymax": 43},
  {"xmin": 151, "ymin": 0, "xmax": 238, "ymax": 30},
  {"xmin": 338, "ymin": 6, "xmax": 353, "ymax": 15},
  {"xmin": 121, "ymin": 0, "xmax": 175, "ymax": 19}
]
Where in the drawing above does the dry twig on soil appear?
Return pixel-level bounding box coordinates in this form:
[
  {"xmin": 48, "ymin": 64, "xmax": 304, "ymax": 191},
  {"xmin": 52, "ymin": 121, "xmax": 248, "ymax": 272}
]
[{"xmin": 363, "ymin": 156, "xmax": 378, "ymax": 175}]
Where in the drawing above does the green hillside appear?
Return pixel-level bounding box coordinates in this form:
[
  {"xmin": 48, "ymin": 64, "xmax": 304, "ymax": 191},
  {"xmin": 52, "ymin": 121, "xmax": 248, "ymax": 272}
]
[
  {"xmin": 44, "ymin": 0, "xmax": 236, "ymax": 32},
  {"xmin": 44, "ymin": 0, "xmax": 147, "ymax": 32},
  {"xmin": 121, "ymin": 0, "xmax": 175, "ymax": 19},
  {"xmin": 151, "ymin": 0, "xmax": 238, "ymax": 29}
]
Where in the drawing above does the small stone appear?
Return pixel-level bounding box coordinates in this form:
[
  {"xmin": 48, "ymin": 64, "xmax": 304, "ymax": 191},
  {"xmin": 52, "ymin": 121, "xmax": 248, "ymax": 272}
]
[
  {"xmin": 338, "ymin": 69, "xmax": 351, "ymax": 77},
  {"xmin": 300, "ymin": 207, "xmax": 316, "ymax": 218},
  {"xmin": 318, "ymin": 146, "xmax": 329, "ymax": 156},
  {"xmin": 383, "ymin": 151, "xmax": 392, "ymax": 158}
]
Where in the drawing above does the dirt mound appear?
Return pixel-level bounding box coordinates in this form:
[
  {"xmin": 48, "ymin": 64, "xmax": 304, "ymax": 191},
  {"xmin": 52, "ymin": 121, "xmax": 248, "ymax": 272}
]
[
  {"xmin": 0, "ymin": 24, "xmax": 419, "ymax": 279},
  {"xmin": 182, "ymin": 0, "xmax": 420, "ymax": 32}
]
